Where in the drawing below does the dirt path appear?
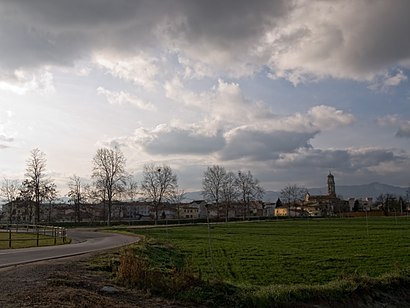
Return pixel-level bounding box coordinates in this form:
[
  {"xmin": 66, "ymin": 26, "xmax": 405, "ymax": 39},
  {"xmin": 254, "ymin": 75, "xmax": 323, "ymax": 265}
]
[{"xmin": 0, "ymin": 253, "xmax": 194, "ymax": 308}]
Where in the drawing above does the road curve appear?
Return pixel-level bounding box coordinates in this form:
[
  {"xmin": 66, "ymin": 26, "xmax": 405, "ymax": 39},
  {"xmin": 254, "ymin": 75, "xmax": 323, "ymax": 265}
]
[{"xmin": 0, "ymin": 229, "xmax": 139, "ymax": 268}]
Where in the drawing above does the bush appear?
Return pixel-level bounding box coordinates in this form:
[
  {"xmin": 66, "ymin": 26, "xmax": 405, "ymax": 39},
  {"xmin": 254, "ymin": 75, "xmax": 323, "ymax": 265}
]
[
  {"xmin": 116, "ymin": 248, "xmax": 165, "ymax": 292},
  {"xmin": 116, "ymin": 242, "xmax": 199, "ymax": 295}
]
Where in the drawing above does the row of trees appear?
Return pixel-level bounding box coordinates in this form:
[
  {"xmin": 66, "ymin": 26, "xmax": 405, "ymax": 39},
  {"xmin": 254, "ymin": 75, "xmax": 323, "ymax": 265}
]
[
  {"xmin": 375, "ymin": 194, "xmax": 408, "ymax": 215},
  {"xmin": 68, "ymin": 148, "xmax": 181, "ymax": 225},
  {"xmin": 1, "ymin": 148, "xmax": 265, "ymax": 225},
  {"xmin": 202, "ymin": 165, "xmax": 264, "ymax": 221}
]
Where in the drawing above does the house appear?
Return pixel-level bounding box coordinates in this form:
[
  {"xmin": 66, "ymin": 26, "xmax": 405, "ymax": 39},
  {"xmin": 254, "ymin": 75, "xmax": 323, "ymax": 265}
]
[
  {"xmin": 274, "ymin": 206, "xmax": 289, "ymax": 216},
  {"xmin": 263, "ymin": 202, "xmax": 276, "ymax": 217},
  {"xmin": 178, "ymin": 204, "xmax": 199, "ymax": 219},
  {"xmin": 112, "ymin": 201, "xmax": 152, "ymax": 220},
  {"xmin": 157, "ymin": 204, "xmax": 177, "ymax": 220},
  {"xmin": 189, "ymin": 200, "xmax": 208, "ymax": 219}
]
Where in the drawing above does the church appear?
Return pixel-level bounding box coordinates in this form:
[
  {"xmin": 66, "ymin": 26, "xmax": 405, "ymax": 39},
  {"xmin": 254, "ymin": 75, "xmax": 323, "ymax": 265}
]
[{"xmin": 303, "ymin": 172, "xmax": 349, "ymax": 216}]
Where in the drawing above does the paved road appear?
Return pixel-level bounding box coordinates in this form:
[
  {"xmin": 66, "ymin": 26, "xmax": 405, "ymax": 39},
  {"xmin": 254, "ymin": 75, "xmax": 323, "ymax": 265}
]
[{"xmin": 0, "ymin": 229, "xmax": 139, "ymax": 268}]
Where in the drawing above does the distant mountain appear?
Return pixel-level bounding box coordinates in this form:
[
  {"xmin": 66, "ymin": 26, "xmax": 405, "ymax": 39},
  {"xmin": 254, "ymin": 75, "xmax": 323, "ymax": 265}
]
[
  {"xmin": 184, "ymin": 182, "xmax": 409, "ymax": 202},
  {"xmin": 183, "ymin": 191, "xmax": 204, "ymax": 202}
]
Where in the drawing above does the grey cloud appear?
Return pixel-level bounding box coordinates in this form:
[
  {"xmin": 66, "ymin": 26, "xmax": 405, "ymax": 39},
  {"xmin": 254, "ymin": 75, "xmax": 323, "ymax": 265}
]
[
  {"xmin": 396, "ymin": 125, "xmax": 410, "ymax": 138},
  {"xmin": 259, "ymin": 147, "xmax": 408, "ymax": 190},
  {"xmin": 144, "ymin": 128, "xmax": 226, "ymax": 155},
  {"xmin": 0, "ymin": 135, "xmax": 13, "ymax": 142},
  {"xmin": 1, "ymin": 0, "xmax": 410, "ymax": 81},
  {"xmin": 0, "ymin": 0, "xmax": 289, "ymax": 75},
  {"xmin": 345, "ymin": 1, "xmax": 410, "ymax": 74},
  {"xmin": 167, "ymin": 0, "xmax": 287, "ymax": 46},
  {"xmin": 0, "ymin": 0, "xmax": 167, "ymax": 70},
  {"xmin": 278, "ymin": 148, "xmax": 403, "ymax": 172},
  {"xmin": 284, "ymin": 149, "xmax": 352, "ymax": 170},
  {"xmin": 350, "ymin": 149, "xmax": 400, "ymax": 169},
  {"xmin": 219, "ymin": 129, "xmax": 317, "ymax": 161}
]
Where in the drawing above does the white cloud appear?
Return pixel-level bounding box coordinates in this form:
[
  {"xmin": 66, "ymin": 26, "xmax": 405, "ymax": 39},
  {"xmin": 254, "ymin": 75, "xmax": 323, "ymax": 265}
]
[
  {"xmin": 0, "ymin": 111, "xmax": 16, "ymax": 150},
  {"xmin": 165, "ymin": 78, "xmax": 275, "ymax": 130},
  {"xmin": 377, "ymin": 115, "xmax": 410, "ymax": 138},
  {"xmin": 264, "ymin": 0, "xmax": 410, "ymax": 84},
  {"xmin": 161, "ymin": 78, "xmax": 357, "ymax": 161},
  {"xmin": 0, "ymin": 69, "xmax": 54, "ymax": 95},
  {"xmin": 104, "ymin": 100, "xmax": 354, "ymax": 163},
  {"xmin": 97, "ymin": 87, "xmax": 157, "ymax": 111},
  {"xmin": 369, "ymin": 70, "xmax": 408, "ymax": 91},
  {"xmin": 384, "ymin": 71, "xmax": 408, "ymax": 87},
  {"xmin": 307, "ymin": 105, "xmax": 355, "ymax": 130},
  {"xmin": 94, "ymin": 52, "xmax": 160, "ymax": 89},
  {"xmin": 376, "ymin": 115, "xmax": 399, "ymax": 127}
]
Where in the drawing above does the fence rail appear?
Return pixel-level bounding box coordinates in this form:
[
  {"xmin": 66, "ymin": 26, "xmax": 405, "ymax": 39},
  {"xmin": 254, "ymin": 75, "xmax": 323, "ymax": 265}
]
[{"xmin": 0, "ymin": 224, "xmax": 67, "ymax": 248}]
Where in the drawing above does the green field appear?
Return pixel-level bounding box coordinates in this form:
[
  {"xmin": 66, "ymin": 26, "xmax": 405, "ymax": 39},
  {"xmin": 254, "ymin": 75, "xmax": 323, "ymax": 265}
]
[
  {"xmin": 129, "ymin": 217, "xmax": 410, "ymax": 286},
  {"xmin": 0, "ymin": 232, "xmax": 66, "ymax": 249}
]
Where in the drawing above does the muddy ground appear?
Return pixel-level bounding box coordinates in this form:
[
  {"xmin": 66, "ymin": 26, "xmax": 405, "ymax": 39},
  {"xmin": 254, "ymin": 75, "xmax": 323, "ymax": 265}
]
[{"xmin": 0, "ymin": 253, "xmax": 195, "ymax": 308}]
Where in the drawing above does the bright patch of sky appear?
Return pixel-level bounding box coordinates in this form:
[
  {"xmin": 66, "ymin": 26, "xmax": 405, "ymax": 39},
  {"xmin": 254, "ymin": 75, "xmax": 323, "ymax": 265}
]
[{"xmin": 1, "ymin": 0, "xmax": 410, "ymax": 195}]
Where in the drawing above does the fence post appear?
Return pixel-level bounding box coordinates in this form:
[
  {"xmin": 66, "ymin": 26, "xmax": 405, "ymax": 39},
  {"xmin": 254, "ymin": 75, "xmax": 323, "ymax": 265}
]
[
  {"xmin": 36, "ymin": 226, "xmax": 39, "ymax": 247},
  {"xmin": 8, "ymin": 226, "xmax": 12, "ymax": 248},
  {"xmin": 54, "ymin": 227, "xmax": 57, "ymax": 245}
]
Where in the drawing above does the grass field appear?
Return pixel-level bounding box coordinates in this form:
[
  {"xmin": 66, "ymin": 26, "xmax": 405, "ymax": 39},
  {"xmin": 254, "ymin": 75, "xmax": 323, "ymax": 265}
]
[
  {"xmin": 0, "ymin": 232, "xmax": 66, "ymax": 249},
  {"xmin": 128, "ymin": 217, "xmax": 410, "ymax": 286}
]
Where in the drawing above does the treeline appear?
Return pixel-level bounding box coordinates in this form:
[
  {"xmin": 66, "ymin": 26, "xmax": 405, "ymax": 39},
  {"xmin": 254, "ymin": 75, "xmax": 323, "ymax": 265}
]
[{"xmin": 1, "ymin": 148, "xmax": 265, "ymax": 225}]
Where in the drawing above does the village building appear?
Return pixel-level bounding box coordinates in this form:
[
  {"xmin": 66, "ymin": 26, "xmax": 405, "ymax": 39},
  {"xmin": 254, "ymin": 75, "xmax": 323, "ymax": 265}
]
[
  {"xmin": 303, "ymin": 172, "xmax": 349, "ymax": 216},
  {"xmin": 274, "ymin": 172, "xmax": 349, "ymax": 217},
  {"xmin": 348, "ymin": 197, "xmax": 374, "ymax": 211},
  {"xmin": 178, "ymin": 204, "xmax": 199, "ymax": 219}
]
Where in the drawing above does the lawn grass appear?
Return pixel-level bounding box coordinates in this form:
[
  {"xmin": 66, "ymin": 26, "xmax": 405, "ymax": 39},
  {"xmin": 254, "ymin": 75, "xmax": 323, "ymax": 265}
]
[
  {"xmin": 0, "ymin": 232, "xmax": 66, "ymax": 249},
  {"xmin": 124, "ymin": 217, "xmax": 410, "ymax": 286}
]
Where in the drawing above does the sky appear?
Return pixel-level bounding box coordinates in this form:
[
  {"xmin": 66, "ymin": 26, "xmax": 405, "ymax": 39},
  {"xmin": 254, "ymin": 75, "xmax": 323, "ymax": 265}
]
[{"xmin": 0, "ymin": 0, "xmax": 410, "ymax": 195}]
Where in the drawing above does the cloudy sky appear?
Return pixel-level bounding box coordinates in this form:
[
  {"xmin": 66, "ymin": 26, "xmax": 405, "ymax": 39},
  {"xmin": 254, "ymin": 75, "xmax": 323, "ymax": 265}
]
[{"xmin": 1, "ymin": 0, "xmax": 410, "ymax": 195}]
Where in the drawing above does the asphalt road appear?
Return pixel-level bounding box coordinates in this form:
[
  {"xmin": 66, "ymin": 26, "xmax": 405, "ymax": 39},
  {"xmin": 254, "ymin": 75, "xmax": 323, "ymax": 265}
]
[{"xmin": 0, "ymin": 229, "xmax": 139, "ymax": 268}]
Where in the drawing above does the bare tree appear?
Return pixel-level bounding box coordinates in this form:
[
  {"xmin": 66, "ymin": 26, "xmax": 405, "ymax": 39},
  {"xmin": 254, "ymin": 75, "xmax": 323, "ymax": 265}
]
[
  {"xmin": 126, "ymin": 178, "xmax": 139, "ymax": 201},
  {"xmin": 169, "ymin": 188, "xmax": 186, "ymax": 221},
  {"xmin": 68, "ymin": 175, "xmax": 85, "ymax": 223},
  {"xmin": 80, "ymin": 183, "xmax": 101, "ymax": 222},
  {"xmin": 235, "ymin": 170, "xmax": 264, "ymax": 219},
  {"xmin": 0, "ymin": 178, "xmax": 20, "ymax": 223},
  {"xmin": 221, "ymin": 171, "xmax": 239, "ymax": 222},
  {"xmin": 202, "ymin": 165, "xmax": 227, "ymax": 219},
  {"xmin": 45, "ymin": 182, "xmax": 58, "ymax": 223},
  {"xmin": 23, "ymin": 148, "xmax": 55, "ymax": 224},
  {"xmin": 280, "ymin": 184, "xmax": 307, "ymax": 217},
  {"xmin": 141, "ymin": 163, "xmax": 178, "ymax": 222},
  {"xmin": 91, "ymin": 147, "xmax": 127, "ymax": 226}
]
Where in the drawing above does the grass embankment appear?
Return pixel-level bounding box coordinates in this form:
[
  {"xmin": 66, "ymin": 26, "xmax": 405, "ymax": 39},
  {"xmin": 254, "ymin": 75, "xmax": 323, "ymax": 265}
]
[
  {"xmin": 0, "ymin": 232, "xmax": 66, "ymax": 249},
  {"xmin": 96, "ymin": 217, "xmax": 410, "ymax": 306}
]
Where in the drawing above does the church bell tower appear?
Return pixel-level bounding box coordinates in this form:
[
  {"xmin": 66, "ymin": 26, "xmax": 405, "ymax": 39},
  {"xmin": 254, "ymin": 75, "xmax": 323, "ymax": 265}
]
[{"xmin": 327, "ymin": 171, "xmax": 336, "ymax": 197}]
